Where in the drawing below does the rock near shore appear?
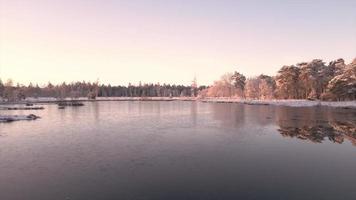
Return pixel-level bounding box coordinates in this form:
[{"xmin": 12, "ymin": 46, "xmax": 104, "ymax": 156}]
[{"xmin": 0, "ymin": 114, "xmax": 40, "ymax": 123}]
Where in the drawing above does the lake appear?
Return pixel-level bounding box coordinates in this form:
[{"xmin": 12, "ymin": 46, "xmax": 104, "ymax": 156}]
[{"xmin": 0, "ymin": 101, "xmax": 355, "ymax": 200}]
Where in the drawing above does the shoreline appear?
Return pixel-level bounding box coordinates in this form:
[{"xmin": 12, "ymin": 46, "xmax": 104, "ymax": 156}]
[
  {"xmin": 200, "ymin": 98, "xmax": 356, "ymax": 108},
  {"xmin": 0, "ymin": 97, "xmax": 355, "ymax": 108}
]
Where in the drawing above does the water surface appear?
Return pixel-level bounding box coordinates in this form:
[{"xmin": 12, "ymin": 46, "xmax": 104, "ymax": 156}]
[{"xmin": 0, "ymin": 101, "xmax": 355, "ymax": 200}]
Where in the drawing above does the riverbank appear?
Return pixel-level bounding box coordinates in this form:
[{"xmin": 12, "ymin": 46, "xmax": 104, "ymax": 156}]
[
  {"xmin": 200, "ymin": 98, "xmax": 356, "ymax": 108},
  {"xmin": 0, "ymin": 97, "xmax": 355, "ymax": 108}
]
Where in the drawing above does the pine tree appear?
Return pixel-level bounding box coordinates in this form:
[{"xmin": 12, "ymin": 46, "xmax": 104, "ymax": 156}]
[
  {"xmin": 326, "ymin": 58, "xmax": 356, "ymax": 100},
  {"xmin": 275, "ymin": 66, "xmax": 300, "ymax": 99},
  {"xmin": 231, "ymin": 71, "xmax": 246, "ymax": 98}
]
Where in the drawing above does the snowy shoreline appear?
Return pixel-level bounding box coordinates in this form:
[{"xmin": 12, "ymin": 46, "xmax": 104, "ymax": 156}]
[
  {"xmin": 0, "ymin": 97, "xmax": 355, "ymax": 108},
  {"xmin": 200, "ymin": 98, "xmax": 356, "ymax": 108}
]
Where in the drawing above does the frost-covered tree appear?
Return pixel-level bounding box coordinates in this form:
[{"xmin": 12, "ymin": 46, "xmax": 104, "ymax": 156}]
[
  {"xmin": 328, "ymin": 58, "xmax": 346, "ymax": 76},
  {"xmin": 0, "ymin": 79, "xmax": 4, "ymax": 99},
  {"xmin": 231, "ymin": 71, "xmax": 246, "ymax": 98},
  {"xmin": 205, "ymin": 72, "xmax": 246, "ymax": 98},
  {"xmin": 319, "ymin": 58, "xmax": 346, "ymax": 99},
  {"xmin": 3, "ymin": 79, "xmax": 14, "ymax": 101},
  {"xmin": 207, "ymin": 81, "xmax": 230, "ymax": 97},
  {"xmin": 298, "ymin": 59, "xmax": 327, "ymax": 99},
  {"xmin": 258, "ymin": 75, "xmax": 276, "ymax": 99},
  {"xmin": 275, "ymin": 66, "xmax": 300, "ymax": 99},
  {"xmin": 206, "ymin": 73, "xmax": 235, "ymax": 97},
  {"xmin": 325, "ymin": 58, "xmax": 356, "ymax": 100},
  {"xmin": 245, "ymin": 77, "xmax": 260, "ymax": 99}
]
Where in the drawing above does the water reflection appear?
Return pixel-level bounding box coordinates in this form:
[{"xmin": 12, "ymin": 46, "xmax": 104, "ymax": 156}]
[
  {"xmin": 209, "ymin": 103, "xmax": 356, "ymax": 146},
  {"xmin": 278, "ymin": 120, "xmax": 356, "ymax": 145},
  {"xmin": 190, "ymin": 102, "xmax": 197, "ymax": 126},
  {"xmin": 1, "ymin": 101, "xmax": 356, "ymax": 199},
  {"xmin": 276, "ymin": 107, "xmax": 356, "ymax": 146}
]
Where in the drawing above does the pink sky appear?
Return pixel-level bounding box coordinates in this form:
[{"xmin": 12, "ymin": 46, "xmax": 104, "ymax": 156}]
[{"xmin": 1, "ymin": 0, "xmax": 355, "ymax": 86}]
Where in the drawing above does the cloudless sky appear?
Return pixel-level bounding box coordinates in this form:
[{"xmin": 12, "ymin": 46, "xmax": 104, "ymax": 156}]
[{"xmin": 0, "ymin": 0, "xmax": 355, "ymax": 86}]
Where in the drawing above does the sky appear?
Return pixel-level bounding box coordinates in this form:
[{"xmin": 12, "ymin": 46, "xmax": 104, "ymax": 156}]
[{"xmin": 0, "ymin": 0, "xmax": 355, "ymax": 86}]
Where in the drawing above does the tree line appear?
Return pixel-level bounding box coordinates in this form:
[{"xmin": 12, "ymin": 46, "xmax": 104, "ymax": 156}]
[
  {"xmin": 0, "ymin": 58, "xmax": 355, "ymax": 101},
  {"xmin": 201, "ymin": 58, "xmax": 356, "ymax": 101},
  {"xmin": 0, "ymin": 79, "xmax": 206, "ymax": 101}
]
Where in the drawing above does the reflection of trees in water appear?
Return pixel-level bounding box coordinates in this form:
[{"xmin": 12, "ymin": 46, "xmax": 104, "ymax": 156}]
[
  {"xmin": 276, "ymin": 107, "xmax": 356, "ymax": 145},
  {"xmin": 209, "ymin": 103, "xmax": 356, "ymax": 145},
  {"xmin": 330, "ymin": 121, "xmax": 356, "ymax": 145},
  {"xmin": 330, "ymin": 121, "xmax": 356, "ymax": 135},
  {"xmin": 278, "ymin": 125, "xmax": 344, "ymax": 144}
]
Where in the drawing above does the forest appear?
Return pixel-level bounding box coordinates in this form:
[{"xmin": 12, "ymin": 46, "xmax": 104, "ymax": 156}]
[
  {"xmin": 200, "ymin": 58, "xmax": 356, "ymax": 101},
  {"xmin": 0, "ymin": 58, "xmax": 355, "ymax": 101}
]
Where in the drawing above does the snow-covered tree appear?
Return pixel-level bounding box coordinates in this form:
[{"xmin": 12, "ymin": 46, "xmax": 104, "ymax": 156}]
[
  {"xmin": 275, "ymin": 66, "xmax": 300, "ymax": 99},
  {"xmin": 204, "ymin": 72, "xmax": 246, "ymax": 98},
  {"xmin": 258, "ymin": 75, "xmax": 276, "ymax": 99},
  {"xmin": 325, "ymin": 58, "xmax": 356, "ymax": 100},
  {"xmin": 298, "ymin": 59, "xmax": 327, "ymax": 99},
  {"xmin": 231, "ymin": 71, "xmax": 246, "ymax": 98},
  {"xmin": 0, "ymin": 79, "xmax": 4, "ymax": 99},
  {"xmin": 206, "ymin": 73, "xmax": 235, "ymax": 97},
  {"xmin": 245, "ymin": 77, "xmax": 260, "ymax": 99}
]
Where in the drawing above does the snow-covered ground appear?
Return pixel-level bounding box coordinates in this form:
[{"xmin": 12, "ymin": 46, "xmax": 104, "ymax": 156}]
[{"xmin": 200, "ymin": 98, "xmax": 356, "ymax": 108}]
